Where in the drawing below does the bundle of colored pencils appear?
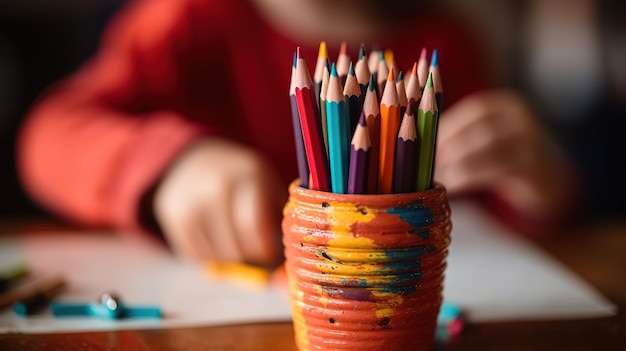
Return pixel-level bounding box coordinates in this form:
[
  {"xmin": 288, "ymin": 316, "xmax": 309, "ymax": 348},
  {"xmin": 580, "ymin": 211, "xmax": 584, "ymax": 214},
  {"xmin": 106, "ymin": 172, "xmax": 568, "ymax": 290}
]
[{"xmin": 290, "ymin": 42, "xmax": 443, "ymax": 194}]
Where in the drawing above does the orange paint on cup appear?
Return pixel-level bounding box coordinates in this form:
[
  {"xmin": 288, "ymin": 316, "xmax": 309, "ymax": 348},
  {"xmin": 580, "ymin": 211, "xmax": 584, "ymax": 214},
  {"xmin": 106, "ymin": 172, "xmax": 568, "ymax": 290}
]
[{"xmin": 282, "ymin": 180, "xmax": 451, "ymax": 351}]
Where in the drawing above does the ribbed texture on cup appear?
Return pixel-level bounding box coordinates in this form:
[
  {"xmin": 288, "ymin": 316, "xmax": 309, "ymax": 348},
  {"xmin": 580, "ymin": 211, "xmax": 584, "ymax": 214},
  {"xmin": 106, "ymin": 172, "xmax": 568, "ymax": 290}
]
[{"xmin": 282, "ymin": 180, "xmax": 451, "ymax": 351}]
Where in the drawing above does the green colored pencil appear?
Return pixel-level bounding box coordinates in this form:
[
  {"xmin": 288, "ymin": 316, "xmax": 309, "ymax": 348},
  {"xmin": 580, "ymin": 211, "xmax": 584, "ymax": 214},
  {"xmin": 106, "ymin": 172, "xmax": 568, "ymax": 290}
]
[{"xmin": 416, "ymin": 72, "xmax": 439, "ymax": 191}]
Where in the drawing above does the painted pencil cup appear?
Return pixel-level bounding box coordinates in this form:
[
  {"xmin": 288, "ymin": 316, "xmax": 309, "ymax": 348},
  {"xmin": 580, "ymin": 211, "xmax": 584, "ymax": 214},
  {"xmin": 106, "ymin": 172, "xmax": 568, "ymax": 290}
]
[{"xmin": 282, "ymin": 180, "xmax": 452, "ymax": 351}]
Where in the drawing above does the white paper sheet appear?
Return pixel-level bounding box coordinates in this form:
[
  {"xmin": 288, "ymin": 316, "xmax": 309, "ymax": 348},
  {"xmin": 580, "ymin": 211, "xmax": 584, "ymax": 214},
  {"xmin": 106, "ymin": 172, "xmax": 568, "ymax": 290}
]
[{"xmin": 0, "ymin": 200, "xmax": 617, "ymax": 333}]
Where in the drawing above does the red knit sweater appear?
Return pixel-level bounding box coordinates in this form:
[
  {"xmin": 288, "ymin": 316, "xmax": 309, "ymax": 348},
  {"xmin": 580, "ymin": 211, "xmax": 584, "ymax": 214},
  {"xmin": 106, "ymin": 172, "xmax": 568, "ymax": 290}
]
[{"xmin": 18, "ymin": 0, "xmax": 489, "ymax": 232}]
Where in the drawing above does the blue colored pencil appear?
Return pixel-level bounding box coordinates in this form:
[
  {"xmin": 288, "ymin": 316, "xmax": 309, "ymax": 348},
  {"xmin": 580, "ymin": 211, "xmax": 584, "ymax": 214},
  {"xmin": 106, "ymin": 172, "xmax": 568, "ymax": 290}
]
[{"xmin": 325, "ymin": 63, "xmax": 350, "ymax": 193}]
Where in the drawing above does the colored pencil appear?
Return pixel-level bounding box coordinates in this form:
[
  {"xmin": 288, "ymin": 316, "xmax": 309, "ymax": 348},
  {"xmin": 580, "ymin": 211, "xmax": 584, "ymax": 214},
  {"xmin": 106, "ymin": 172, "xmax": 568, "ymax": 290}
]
[
  {"xmin": 405, "ymin": 61, "xmax": 422, "ymax": 112},
  {"xmin": 354, "ymin": 43, "xmax": 371, "ymax": 98},
  {"xmin": 393, "ymin": 104, "xmax": 418, "ymax": 193},
  {"xmin": 289, "ymin": 51, "xmax": 309, "ymax": 188},
  {"xmin": 348, "ymin": 111, "xmax": 371, "ymax": 194},
  {"xmin": 294, "ymin": 47, "xmax": 331, "ymax": 191},
  {"xmin": 378, "ymin": 68, "xmax": 401, "ymax": 194},
  {"xmin": 430, "ymin": 49, "xmax": 444, "ymax": 111},
  {"xmin": 344, "ymin": 62, "xmax": 363, "ymax": 137},
  {"xmin": 417, "ymin": 47, "xmax": 429, "ymax": 90},
  {"xmin": 336, "ymin": 41, "xmax": 351, "ymax": 85},
  {"xmin": 363, "ymin": 75, "xmax": 380, "ymax": 194},
  {"xmin": 313, "ymin": 41, "xmax": 328, "ymax": 109},
  {"xmin": 368, "ymin": 46, "xmax": 381, "ymax": 78},
  {"xmin": 12, "ymin": 277, "xmax": 66, "ymax": 316},
  {"xmin": 384, "ymin": 49, "xmax": 399, "ymax": 80},
  {"xmin": 376, "ymin": 51, "xmax": 389, "ymax": 99},
  {"xmin": 319, "ymin": 58, "xmax": 331, "ymax": 156},
  {"xmin": 396, "ymin": 71, "xmax": 408, "ymax": 118},
  {"xmin": 416, "ymin": 72, "xmax": 439, "ymax": 191},
  {"xmin": 326, "ymin": 63, "xmax": 350, "ymax": 193}
]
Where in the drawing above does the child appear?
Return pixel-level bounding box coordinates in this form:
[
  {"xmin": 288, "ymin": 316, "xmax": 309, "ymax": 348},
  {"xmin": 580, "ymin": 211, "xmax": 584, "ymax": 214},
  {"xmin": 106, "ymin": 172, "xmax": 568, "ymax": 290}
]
[{"xmin": 17, "ymin": 0, "xmax": 576, "ymax": 267}]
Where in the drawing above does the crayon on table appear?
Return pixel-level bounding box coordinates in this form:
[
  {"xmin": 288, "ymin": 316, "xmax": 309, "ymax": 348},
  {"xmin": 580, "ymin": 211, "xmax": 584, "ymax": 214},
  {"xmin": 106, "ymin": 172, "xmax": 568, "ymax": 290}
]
[
  {"xmin": 0, "ymin": 262, "xmax": 28, "ymax": 292},
  {"xmin": 0, "ymin": 275, "xmax": 63, "ymax": 310},
  {"xmin": 12, "ymin": 277, "xmax": 66, "ymax": 316},
  {"xmin": 416, "ymin": 72, "xmax": 439, "ymax": 191},
  {"xmin": 325, "ymin": 63, "xmax": 350, "ymax": 194}
]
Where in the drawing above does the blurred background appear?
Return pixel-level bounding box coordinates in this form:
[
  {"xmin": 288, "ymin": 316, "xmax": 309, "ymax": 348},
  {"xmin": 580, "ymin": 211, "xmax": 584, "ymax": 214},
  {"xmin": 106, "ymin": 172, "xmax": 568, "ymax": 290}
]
[{"xmin": 0, "ymin": 0, "xmax": 624, "ymax": 221}]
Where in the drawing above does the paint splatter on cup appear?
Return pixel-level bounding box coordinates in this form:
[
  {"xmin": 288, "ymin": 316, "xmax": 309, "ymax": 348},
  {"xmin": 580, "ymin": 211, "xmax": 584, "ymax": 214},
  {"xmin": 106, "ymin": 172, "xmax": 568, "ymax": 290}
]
[{"xmin": 282, "ymin": 180, "xmax": 451, "ymax": 351}]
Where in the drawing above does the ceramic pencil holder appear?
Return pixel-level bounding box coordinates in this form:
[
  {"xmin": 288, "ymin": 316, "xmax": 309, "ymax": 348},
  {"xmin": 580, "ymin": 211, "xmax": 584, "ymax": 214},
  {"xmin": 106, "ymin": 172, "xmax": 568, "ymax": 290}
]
[{"xmin": 282, "ymin": 179, "xmax": 452, "ymax": 351}]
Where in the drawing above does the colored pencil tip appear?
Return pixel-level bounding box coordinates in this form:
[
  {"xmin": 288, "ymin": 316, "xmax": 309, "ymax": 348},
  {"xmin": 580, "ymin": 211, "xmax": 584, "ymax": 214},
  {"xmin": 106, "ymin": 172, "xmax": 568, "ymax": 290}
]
[
  {"xmin": 378, "ymin": 51, "xmax": 385, "ymax": 60},
  {"xmin": 358, "ymin": 109, "xmax": 367, "ymax": 126},
  {"xmin": 318, "ymin": 41, "xmax": 328, "ymax": 58},
  {"xmin": 368, "ymin": 75, "xmax": 376, "ymax": 91},
  {"xmin": 426, "ymin": 71, "xmax": 434, "ymax": 88},
  {"xmin": 349, "ymin": 61, "xmax": 355, "ymax": 76},
  {"xmin": 397, "ymin": 71, "xmax": 404, "ymax": 82},
  {"xmin": 331, "ymin": 62, "xmax": 338, "ymax": 77},
  {"xmin": 406, "ymin": 100, "xmax": 415, "ymax": 116},
  {"xmin": 297, "ymin": 47, "xmax": 303, "ymax": 59},
  {"xmin": 325, "ymin": 57, "xmax": 331, "ymax": 70},
  {"xmin": 292, "ymin": 51, "xmax": 297, "ymax": 67},
  {"xmin": 359, "ymin": 43, "xmax": 366, "ymax": 60},
  {"xmin": 431, "ymin": 49, "xmax": 438, "ymax": 67},
  {"xmin": 387, "ymin": 67, "xmax": 394, "ymax": 82},
  {"xmin": 420, "ymin": 47, "xmax": 427, "ymax": 61},
  {"xmin": 340, "ymin": 41, "xmax": 347, "ymax": 54},
  {"xmin": 411, "ymin": 62, "xmax": 417, "ymax": 75}
]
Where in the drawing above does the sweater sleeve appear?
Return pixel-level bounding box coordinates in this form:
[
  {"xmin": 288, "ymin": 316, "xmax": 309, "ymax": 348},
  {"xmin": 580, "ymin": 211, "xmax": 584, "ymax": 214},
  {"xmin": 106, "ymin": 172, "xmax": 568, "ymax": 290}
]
[{"xmin": 17, "ymin": 0, "xmax": 212, "ymax": 232}]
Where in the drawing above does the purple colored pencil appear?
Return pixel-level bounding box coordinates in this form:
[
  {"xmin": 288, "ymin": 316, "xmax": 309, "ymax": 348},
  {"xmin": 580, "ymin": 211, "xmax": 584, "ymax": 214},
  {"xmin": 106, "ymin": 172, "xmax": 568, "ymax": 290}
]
[
  {"xmin": 393, "ymin": 104, "xmax": 417, "ymax": 193},
  {"xmin": 289, "ymin": 51, "xmax": 309, "ymax": 187},
  {"xmin": 348, "ymin": 111, "xmax": 371, "ymax": 194}
]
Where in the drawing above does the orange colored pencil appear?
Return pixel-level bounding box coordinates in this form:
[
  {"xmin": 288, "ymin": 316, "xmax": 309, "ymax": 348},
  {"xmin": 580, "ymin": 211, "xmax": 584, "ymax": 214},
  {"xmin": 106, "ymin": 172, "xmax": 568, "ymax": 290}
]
[{"xmin": 378, "ymin": 68, "xmax": 401, "ymax": 194}]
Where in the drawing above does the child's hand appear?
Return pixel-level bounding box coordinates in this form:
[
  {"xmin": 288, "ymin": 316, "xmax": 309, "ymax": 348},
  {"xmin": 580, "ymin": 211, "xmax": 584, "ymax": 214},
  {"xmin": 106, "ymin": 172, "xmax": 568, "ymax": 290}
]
[
  {"xmin": 435, "ymin": 90, "xmax": 574, "ymax": 222},
  {"xmin": 153, "ymin": 139, "xmax": 285, "ymax": 267}
]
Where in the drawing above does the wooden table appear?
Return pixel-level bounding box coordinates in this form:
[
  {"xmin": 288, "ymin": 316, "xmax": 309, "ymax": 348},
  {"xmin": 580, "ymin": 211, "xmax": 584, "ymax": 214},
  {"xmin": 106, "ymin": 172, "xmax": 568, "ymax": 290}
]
[{"xmin": 1, "ymin": 218, "xmax": 625, "ymax": 350}]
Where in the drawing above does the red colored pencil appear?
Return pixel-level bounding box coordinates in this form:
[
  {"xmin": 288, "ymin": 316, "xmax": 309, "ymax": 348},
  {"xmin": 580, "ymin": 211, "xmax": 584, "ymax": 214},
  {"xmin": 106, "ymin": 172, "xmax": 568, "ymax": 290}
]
[{"xmin": 294, "ymin": 47, "xmax": 331, "ymax": 191}]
